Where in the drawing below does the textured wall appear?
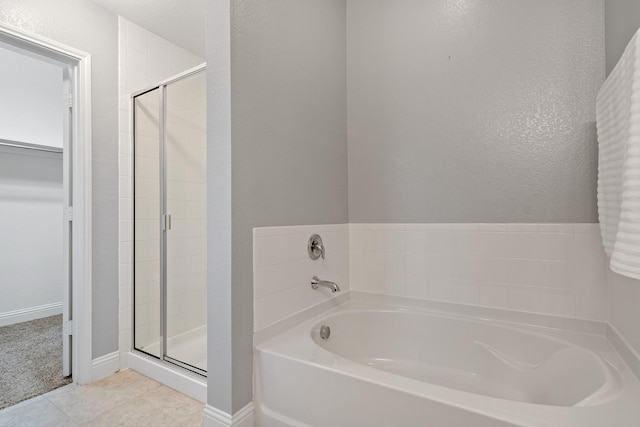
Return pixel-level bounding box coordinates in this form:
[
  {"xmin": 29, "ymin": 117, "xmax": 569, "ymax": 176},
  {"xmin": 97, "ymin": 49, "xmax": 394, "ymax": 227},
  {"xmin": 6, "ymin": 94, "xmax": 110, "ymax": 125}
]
[
  {"xmin": 227, "ymin": 0, "xmax": 348, "ymax": 413},
  {"xmin": 0, "ymin": 0, "xmax": 119, "ymax": 358},
  {"xmin": 605, "ymin": 0, "xmax": 640, "ymax": 75},
  {"xmin": 347, "ymin": 0, "xmax": 605, "ymax": 223}
]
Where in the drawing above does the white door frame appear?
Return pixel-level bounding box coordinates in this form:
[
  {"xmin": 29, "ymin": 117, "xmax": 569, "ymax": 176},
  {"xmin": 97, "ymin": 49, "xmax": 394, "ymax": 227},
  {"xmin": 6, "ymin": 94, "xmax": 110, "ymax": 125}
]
[{"xmin": 0, "ymin": 22, "xmax": 93, "ymax": 385}]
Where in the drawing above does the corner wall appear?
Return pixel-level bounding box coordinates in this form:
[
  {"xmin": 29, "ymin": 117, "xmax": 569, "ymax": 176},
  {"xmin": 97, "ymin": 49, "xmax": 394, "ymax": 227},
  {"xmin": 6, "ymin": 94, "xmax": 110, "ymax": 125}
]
[{"xmin": 207, "ymin": 0, "xmax": 349, "ymax": 415}]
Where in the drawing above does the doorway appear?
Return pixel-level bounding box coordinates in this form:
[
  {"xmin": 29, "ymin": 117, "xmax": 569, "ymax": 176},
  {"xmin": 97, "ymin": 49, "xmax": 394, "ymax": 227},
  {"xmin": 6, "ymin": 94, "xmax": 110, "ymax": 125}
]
[
  {"xmin": 0, "ymin": 35, "xmax": 73, "ymax": 409},
  {"xmin": 0, "ymin": 21, "xmax": 93, "ymax": 402}
]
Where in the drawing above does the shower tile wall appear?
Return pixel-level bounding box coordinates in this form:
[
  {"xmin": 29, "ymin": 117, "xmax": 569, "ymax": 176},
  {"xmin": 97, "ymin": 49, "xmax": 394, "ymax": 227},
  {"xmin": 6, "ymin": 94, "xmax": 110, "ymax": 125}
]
[
  {"xmin": 253, "ymin": 224, "xmax": 349, "ymax": 332},
  {"xmin": 350, "ymin": 223, "xmax": 608, "ymax": 321},
  {"xmin": 165, "ymin": 74, "xmax": 207, "ymax": 341},
  {"xmin": 253, "ymin": 223, "xmax": 609, "ymax": 331},
  {"xmin": 118, "ymin": 17, "xmax": 203, "ymax": 365}
]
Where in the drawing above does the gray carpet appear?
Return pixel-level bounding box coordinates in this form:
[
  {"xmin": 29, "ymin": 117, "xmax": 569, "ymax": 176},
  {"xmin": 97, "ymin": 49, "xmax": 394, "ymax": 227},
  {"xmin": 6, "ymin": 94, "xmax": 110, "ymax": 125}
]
[{"xmin": 0, "ymin": 315, "xmax": 72, "ymax": 410}]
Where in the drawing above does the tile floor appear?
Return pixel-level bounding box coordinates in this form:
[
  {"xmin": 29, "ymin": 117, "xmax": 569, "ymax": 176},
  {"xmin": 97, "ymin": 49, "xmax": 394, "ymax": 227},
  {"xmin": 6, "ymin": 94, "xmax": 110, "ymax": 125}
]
[{"xmin": 0, "ymin": 370, "xmax": 203, "ymax": 426}]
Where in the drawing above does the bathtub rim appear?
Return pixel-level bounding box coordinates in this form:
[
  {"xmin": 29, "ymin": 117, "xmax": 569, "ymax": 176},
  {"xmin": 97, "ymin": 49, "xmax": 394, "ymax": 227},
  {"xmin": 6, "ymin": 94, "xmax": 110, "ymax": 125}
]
[
  {"xmin": 307, "ymin": 306, "xmax": 623, "ymax": 408},
  {"xmin": 256, "ymin": 296, "xmax": 640, "ymax": 427},
  {"xmin": 254, "ymin": 290, "xmax": 607, "ymax": 347}
]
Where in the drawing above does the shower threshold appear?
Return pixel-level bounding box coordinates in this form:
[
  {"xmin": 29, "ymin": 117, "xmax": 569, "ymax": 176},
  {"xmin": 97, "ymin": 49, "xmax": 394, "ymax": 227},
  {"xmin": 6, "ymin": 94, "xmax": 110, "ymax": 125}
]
[{"xmin": 128, "ymin": 348, "xmax": 206, "ymax": 403}]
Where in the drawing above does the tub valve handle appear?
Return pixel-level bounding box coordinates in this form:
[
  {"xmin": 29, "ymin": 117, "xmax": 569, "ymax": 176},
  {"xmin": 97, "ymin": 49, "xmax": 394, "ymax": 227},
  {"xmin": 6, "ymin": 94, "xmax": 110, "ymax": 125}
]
[{"xmin": 308, "ymin": 234, "xmax": 325, "ymax": 260}]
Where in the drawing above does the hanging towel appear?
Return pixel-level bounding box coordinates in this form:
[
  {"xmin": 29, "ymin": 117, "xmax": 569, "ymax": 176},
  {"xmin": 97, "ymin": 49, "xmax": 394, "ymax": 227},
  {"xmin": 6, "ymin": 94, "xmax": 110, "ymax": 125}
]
[{"xmin": 596, "ymin": 27, "xmax": 640, "ymax": 280}]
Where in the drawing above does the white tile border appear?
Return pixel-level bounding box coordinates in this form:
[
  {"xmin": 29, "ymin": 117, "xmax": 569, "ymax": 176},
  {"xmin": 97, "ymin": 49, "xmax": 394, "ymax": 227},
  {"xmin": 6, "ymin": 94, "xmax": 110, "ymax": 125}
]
[
  {"xmin": 91, "ymin": 351, "xmax": 120, "ymax": 382},
  {"xmin": 203, "ymin": 402, "xmax": 255, "ymax": 427}
]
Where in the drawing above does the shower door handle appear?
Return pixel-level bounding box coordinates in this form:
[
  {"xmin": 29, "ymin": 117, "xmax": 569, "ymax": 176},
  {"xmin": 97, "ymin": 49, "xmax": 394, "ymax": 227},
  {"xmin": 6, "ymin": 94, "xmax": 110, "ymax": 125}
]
[{"xmin": 162, "ymin": 214, "xmax": 172, "ymax": 231}]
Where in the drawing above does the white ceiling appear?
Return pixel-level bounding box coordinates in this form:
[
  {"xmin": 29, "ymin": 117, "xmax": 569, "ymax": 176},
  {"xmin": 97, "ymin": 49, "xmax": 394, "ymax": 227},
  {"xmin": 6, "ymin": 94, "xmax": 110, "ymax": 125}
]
[{"xmin": 89, "ymin": 0, "xmax": 205, "ymax": 58}]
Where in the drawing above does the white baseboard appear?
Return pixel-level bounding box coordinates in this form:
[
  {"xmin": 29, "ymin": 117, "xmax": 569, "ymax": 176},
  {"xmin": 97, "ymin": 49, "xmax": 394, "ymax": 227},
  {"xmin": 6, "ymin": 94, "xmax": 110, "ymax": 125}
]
[
  {"xmin": 0, "ymin": 302, "xmax": 63, "ymax": 327},
  {"xmin": 128, "ymin": 351, "xmax": 206, "ymax": 402},
  {"xmin": 203, "ymin": 402, "xmax": 255, "ymax": 427},
  {"xmin": 91, "ymin": 351, "xmax": 120, "ymax": 382}
]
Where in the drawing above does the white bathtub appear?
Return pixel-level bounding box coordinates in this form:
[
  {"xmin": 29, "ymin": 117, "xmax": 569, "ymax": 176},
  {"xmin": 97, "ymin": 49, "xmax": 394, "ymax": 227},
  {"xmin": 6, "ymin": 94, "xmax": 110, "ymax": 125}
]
[{"xmin": 255, "ymin": 299, "xmax": 640, "ymax": 426}]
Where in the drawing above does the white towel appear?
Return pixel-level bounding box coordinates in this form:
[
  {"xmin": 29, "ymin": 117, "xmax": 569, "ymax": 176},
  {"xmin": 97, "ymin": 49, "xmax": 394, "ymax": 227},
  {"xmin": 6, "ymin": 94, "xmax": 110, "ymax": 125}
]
[{"xmin": 596, "ymin": 28, "xmax": 640, "ymax": 280}]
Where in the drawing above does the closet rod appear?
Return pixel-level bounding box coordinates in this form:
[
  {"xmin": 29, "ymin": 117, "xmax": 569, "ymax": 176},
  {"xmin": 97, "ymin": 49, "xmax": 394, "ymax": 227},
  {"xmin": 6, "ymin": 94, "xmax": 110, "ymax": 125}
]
[{"xmin": 0, "ymin": 138, "xmax": 63, "ymax": 154}]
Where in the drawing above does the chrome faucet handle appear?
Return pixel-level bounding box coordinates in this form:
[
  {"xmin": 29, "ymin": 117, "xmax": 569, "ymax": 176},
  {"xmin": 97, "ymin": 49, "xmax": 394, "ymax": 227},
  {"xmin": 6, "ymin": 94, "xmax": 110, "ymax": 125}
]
[{"xmin": 308, "ymin": 234, "xmax": 325, "ymax": 260}]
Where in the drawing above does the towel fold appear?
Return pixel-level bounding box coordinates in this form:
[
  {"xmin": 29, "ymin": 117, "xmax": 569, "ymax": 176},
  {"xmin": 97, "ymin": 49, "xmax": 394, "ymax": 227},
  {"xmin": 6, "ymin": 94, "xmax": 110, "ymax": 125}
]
[{"xmin": 596, "ymin": 27, "xmax": 640, "ymax": 280}]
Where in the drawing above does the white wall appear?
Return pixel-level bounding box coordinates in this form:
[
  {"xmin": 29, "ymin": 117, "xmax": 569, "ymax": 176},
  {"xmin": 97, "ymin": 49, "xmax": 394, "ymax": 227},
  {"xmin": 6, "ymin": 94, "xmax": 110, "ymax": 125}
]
[
  {"xmin": 0, "ymin": 42, "xmax": 64, "ymax": 326},
  {"xmin": 0, "ymin": 150, "xmax": 63, "ymax": 325},
  {"xmin": 0, "ymin": 44, "xmax": 63, "ymax": 148}
]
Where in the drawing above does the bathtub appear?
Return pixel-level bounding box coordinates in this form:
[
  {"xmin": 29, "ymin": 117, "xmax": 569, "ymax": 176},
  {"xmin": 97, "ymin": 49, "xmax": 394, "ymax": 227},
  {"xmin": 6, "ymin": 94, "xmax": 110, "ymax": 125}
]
[{"xmin": 255, "ymin": 299, "xmax": 640, "ymax": 427}]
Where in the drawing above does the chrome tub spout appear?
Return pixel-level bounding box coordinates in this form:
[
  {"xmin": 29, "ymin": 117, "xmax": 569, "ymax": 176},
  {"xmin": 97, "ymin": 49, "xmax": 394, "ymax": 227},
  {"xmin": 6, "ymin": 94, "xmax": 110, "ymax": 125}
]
[{"xmin": 311, "ymin": 276, "xmax": 340, "ymax": 293}]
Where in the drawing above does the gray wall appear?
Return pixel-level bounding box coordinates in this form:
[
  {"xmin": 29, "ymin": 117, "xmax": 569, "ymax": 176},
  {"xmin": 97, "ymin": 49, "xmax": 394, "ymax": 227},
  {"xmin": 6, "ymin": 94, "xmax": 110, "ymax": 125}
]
[
  {"xmin": 0, "ymin": 0, "xmax": 119, "ymax": 358},
  {"xmin": 221, "ymin": 0, "xmax": 348, "ymax": 413},
  {"xmin": 206, "ymin": 0, "xmax": 233, "ymax": 413},
  {"xmin": 605, "ymin": 0, "xmax": 640, "ymax": 75},
  {"xmin": 605, "ymin": 0, "xmax": 640, "ymax": 358},
  {"xmin": 347, "ymin": 0, "xmax": 605, "ymax": 223}
]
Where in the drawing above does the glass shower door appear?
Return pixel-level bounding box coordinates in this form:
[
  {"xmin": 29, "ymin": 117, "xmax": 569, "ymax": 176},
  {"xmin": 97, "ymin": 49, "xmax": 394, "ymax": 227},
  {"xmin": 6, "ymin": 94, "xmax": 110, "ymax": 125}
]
[
  {"xmin": 133, "ymin": 67, "xmax": 206, "ymax": 375},
  {"xmin": 164, "ymin": 71, "xmax": 207, "ymax": 372}
]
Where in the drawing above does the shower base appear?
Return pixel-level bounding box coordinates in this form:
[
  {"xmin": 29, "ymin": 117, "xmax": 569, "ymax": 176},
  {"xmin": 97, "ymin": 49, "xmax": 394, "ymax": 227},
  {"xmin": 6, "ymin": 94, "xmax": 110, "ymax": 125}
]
[{"xmin": 140, "ymin": 325, "xmax": 207, "ymax": 372}]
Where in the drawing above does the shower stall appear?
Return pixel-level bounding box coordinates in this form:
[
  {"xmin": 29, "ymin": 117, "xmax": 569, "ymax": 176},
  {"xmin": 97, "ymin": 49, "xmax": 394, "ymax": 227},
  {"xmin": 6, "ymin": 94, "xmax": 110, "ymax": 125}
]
[{"xmin": 132, "ymin": 65, "xmax": 206, "ymax": 376}]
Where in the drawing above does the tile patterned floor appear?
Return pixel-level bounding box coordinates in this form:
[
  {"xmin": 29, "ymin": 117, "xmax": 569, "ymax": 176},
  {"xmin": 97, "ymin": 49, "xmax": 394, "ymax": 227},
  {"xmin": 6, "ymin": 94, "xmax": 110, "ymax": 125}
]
[{"xmin": 0, "ymin": 370, "xmax": 204, "ymax": 426}]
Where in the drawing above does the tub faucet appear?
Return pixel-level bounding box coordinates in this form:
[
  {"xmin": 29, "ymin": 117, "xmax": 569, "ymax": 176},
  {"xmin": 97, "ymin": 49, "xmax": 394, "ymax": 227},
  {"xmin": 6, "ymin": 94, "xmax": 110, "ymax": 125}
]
[{"xmin": 311, "ymin": 276, "xmax": 340, "ymax": 293}]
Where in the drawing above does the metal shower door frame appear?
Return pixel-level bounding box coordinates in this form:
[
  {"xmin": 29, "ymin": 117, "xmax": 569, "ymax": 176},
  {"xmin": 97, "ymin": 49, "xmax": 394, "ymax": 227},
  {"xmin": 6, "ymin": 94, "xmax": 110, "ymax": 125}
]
[{"xmin": 132, "ymin": 64, "xmax": 207, "ymax": 377}]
